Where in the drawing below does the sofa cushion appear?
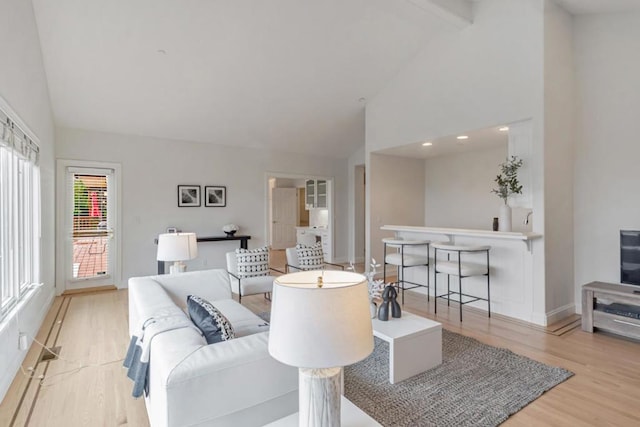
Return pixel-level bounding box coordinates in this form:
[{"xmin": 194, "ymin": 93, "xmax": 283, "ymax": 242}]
[
  {"xmin": 236, "ymin": 246, "xmax": 270, "ymax": 278},
  {"xmin": 187, "ymin": 295, "xmax": 235, "ymax": 344},
  {"xmin": 295, "ymin": 243, "xmax": 324, "ymax": 270}
]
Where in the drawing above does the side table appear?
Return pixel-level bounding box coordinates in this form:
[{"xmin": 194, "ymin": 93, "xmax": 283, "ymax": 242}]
[
  {"xmin": 371, "ymin": 311, "xmax": 442, "ymax": 384},
  {"xmin": 582, "ymin": 281, "xmax": 640, "ymax": 340}
]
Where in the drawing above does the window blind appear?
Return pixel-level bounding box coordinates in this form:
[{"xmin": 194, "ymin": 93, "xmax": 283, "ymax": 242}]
[
  {"xmin": 0, "ymin": 107, "xmax": 41, "ymax": 318},
  {"xmin": 66, "ymin": 168, "xmax": 113, "ymax": 280}
]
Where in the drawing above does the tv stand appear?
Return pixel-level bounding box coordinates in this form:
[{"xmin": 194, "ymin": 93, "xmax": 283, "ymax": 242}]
[{"xmin": 582, "ymin": 281, "xmax": 640, "ymax": 340}]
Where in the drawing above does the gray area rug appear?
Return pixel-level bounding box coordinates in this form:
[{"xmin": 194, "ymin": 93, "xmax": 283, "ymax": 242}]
[
  {"xmin": 344, "ymin": 331, "xmax": 573, "ymax": 427},
  {"xmin": 257, "ymin": 311, "xmax": 270, "ymax": 323}
]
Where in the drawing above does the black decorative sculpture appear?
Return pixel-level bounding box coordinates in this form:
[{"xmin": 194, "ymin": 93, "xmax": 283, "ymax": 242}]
[
  {"xmin": 378, "ymin": 284, "xmax": 402, "ymax": 321},
  {"xmin": 389, "ymin": 285, "xmax": 402, "ymax": 318},
  {"xmin": 378, "ymin": 285, "xmax": 391, "ymax": 321}
]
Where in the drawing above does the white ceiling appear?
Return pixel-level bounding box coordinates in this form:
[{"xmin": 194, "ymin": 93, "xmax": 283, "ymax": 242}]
[
  {"xmin": 376, "ymin": 125, "xmax": 508, "ymax": 159},
  {"xmin": 31, "ymin": 1, "xmax": 640, "ymax": 159},
  {"xmin": 555, "ymin": 0, "xmax": 640, "ymax": 14},
  {"xmin": 31, "ymin": 0, "xmax": 455, "ymax": 158}
]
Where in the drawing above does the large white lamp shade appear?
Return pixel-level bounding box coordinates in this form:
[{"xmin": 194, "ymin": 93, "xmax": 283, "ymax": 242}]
[
  {"xmin": 268, "ymin": 270, "xmax": 373, "ymax": 426},
  {"xmin": 156, "ymin": 232, "xmax": 198, "ymax": 274}
]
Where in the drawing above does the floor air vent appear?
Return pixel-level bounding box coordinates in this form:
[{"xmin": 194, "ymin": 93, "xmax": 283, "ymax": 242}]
[{"xmin": 39, "ymin": 346, "xmax": 61, "ymax": 362}]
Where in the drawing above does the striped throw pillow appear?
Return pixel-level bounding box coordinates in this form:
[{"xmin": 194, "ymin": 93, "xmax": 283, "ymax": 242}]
[
  {"xmin": 236, "ymin": 246, "xmax": 269, "ymax": 278},
  {"xmin": 295, "ymin": 243, "xmax": 324, "ymax": 270}
]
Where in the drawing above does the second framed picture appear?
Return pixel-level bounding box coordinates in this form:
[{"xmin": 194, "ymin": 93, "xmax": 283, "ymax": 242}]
[{"xmin": 205, "ymin": 186, "xmax": 226, "ymax": 207}]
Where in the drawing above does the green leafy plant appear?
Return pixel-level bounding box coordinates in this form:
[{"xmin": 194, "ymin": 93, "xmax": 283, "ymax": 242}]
[
  {"xmin": 492, "ymin": 156, "xmax": 523, "ymax": 205},
  {"xmin": 73, "ymin": 178, "xmax": 89, "ymax": 216}
]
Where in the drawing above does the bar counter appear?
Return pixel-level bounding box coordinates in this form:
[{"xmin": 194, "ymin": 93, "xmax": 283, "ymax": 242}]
[{"xmin": 380, "ymin": 225, "xmax": 545, "ymax": 325}]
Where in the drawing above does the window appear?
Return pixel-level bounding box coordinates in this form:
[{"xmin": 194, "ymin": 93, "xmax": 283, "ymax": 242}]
[{"xmin": 0, "ymin": 109, "xmax": 40, "ymax": 319}]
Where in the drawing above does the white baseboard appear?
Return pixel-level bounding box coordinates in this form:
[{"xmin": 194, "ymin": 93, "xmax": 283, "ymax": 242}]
[{"xmin": 545, "ymin": 303, "xmax": 577, "ymax": 326}]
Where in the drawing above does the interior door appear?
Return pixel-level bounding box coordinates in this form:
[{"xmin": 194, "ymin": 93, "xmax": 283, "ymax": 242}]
[
  {"xmin": 272, "ymin": 188, "xmax": 297, "ymax": 250},
  {"xmin": 65, "ymin": 166, "xmax": 116, "ymax": 290}
]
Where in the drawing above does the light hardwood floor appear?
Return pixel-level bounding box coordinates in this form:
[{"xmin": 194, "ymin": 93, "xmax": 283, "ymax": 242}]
[{"xmin": 2, "ymin": 285, "xmax": 640, "ymax": 426}]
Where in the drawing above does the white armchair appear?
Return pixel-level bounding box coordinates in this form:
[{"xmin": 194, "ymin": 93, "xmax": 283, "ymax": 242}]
[
  {"xmin": 285, "ymin": 246, "xmax": 345, "ymax": 273},
  {"xmin": 226, "ymin": 251, "xmax": 282, "ymax": 304}
]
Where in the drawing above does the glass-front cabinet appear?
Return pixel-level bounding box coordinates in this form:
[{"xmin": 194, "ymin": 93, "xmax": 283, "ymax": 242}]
[
  {"xmin": 305, "ymin": 180, "xmax": 315, "ymax": 209},
  {"xmin": 305, "ymin": 179, "xmax": 327, "ymax": 209},
  {"xmin": 316, "ymin": 180, "xmax": 327, "ymax": 208}
]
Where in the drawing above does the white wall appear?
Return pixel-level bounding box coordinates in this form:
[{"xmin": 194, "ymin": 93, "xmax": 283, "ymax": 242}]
[
  {"xmin": 369, "ymin": 153, "xmax": 425, "ymax": 268},
  {"xmin": 274, "ymin": 178, "xmax": 296, "ymax": 187},
  {"xmin": 543, "ymin": 0, "xmax": 576, "ymax": 321},
  {"xmin": 348, "ymin": 145, "xmax": 365, "ymax": 263},
  {"xmin": 55, "ymin": 127, "xmax": 348, "ymax": 286},
  {"xmin": 366, "ymin": 0, "xmax": 543, "ymax": 153},
  {"xmin": 0, "ymin": 0, "xmax": 56, "ymax": 402},
  {"xmin": 574, "ymin": 12, "xmax": 640, "ymax": 306},
  {"xmin": 424, "ymin": 146, "xmax": 507, "ymax": 229},
  {"xmin": 364, "ymin": 0, "xmax": 556, "ymax": 322},
  {"xmin": 309, "ymin": 208, "xmax": 329, "ymax": 228}
]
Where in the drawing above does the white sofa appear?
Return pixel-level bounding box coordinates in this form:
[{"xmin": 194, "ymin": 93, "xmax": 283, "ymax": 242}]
[{"xmin": 128, "ymin": 269, "xmax": 298, "ymax": 427}]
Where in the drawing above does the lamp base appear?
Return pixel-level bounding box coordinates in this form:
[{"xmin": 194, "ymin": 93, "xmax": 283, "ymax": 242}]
[
  {"xmin": 169, "ymin": 262, "xmax": 186, "ymax": 274},
  {"xmin": 299, "ymin": 367, "xmax": 342, "ymax": 427}
]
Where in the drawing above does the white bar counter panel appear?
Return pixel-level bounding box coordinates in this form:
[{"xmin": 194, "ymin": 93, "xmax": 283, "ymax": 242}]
[{"xmin": 381, "ymin": 225, "xmax": 544, "ymax": 325}]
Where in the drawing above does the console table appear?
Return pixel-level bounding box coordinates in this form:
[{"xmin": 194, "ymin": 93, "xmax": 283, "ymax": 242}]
[
  {"xmin": 154, "ymin": 235, "xmax": 251, "ymax": 274},
  {"xmin": 582, "ymin": 281, "xmax": 640, "ymax": 340}
]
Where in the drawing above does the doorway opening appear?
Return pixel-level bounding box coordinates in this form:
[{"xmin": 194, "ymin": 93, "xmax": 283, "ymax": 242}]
[
  {"xmin": 57, "ymin": 160, "xmax": 121, "ymax": 292},
  {"xmin": 354, "ymin": 165, "xmax": 366, "ymax": 264},
  {"xmin": 265, "ymin": 173, "xmax": 334, "ymax": 261}
]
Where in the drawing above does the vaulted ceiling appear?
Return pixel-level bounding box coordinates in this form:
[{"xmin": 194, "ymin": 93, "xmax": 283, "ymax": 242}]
[
  {"xmin": 32, "ymin": 0, "xmax": 462, "ymax": 158},
  {"xmin": 31, "ymin": 0, "xmax": 640, "ymax": 158},
  {"xmin": 555, "ymin": 0, "xmax": 640, "ymax": 14}
]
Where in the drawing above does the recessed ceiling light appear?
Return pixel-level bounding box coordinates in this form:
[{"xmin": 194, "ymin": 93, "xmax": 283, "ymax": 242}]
[
  {"xmin": 422, "ymin": 142, "xmax": 433, "ymax": 147},
  {"xmin": 499, "ymin": 126, "xmax": 509, "ymax": 132},
  {"xmin": 456, "ymin": 135, "xmax": 469, "ymax": 140}
]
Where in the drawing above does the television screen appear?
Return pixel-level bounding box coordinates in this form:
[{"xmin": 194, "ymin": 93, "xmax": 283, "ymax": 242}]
[{"xmin": 621, "ymin": 230, "xmax": 640, "ymax": 286}]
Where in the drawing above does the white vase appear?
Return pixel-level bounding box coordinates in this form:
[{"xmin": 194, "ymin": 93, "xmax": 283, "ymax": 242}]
[
  {"xmin": 369, "ymin": 300, "xmax": 378, "ymax": 319},
  {"xmin": 499, "ymin": 204, "xmax": 512, "ymax": 232}
]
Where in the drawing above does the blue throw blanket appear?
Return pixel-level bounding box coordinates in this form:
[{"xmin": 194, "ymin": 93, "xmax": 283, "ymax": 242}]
[{"xmin": 124, "ymin": 307, "xmax": 200, "ymax": 398}]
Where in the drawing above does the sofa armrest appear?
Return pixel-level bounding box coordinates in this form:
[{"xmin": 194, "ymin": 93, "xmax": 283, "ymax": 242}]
[{"xmin": 150, "ymin": 332, "xmax": 298, "ymax": 427}]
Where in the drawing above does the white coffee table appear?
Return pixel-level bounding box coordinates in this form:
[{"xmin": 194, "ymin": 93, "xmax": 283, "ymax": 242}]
[
  {"xmin": 371, "ymin": 311, "xmax": 442, "ymax": 384},
  {"xmin": 263, "ymin": 396, "xmax": 381, "ymax": 426}
]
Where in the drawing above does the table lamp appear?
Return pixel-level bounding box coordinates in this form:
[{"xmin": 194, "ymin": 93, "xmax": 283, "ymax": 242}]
[
  {"xmin": 268, "ymin": 270, "xmax": 373, "ymax": 427},
  {"xmin": 156, "ymin": 232, "xmax": 198, "ymax": 274}
]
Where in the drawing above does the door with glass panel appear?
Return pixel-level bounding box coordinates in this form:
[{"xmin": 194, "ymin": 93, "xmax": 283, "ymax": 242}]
[{"xmin": 64, "ymin": 166, "xmax": 116, "ymax": 290}]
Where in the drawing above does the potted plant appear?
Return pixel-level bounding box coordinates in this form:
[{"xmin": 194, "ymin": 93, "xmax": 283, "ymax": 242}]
[{"xmin": 491, "ymin": 156, "xmax": 523, "ymax": 231}]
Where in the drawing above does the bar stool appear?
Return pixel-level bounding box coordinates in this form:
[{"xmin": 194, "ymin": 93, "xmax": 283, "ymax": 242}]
[
  {"xmin": 382, "ymin": 238, "xmax": 430, "ymax": 304},
  {"xmin": 432, "ymin": 242, "xmax": 491, "ymax": 322}
]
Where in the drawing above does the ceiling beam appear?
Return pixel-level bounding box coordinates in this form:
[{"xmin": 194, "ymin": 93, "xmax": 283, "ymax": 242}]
[{"xmin": 407, "ymin": 0, "xmax": 473, "ymax": 28}]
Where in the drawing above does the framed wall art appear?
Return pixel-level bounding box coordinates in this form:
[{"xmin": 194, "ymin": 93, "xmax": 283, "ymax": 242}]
[
  {"xmin": 178, "ymin": 185, "xmax": 201, "ymax": 207},
  {"xmin": 205, "ymin": 186, "xmax": 226, "ymax": 207}
]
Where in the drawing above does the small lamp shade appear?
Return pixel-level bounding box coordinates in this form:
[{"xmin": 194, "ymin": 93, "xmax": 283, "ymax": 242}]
[
  {"xmin": 157, "ymin": 232, "xmax": 198, "ymax": 262},
  {"xmin": 268, "ymin": 270, "xmax": 373, "ymax": 369}
]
